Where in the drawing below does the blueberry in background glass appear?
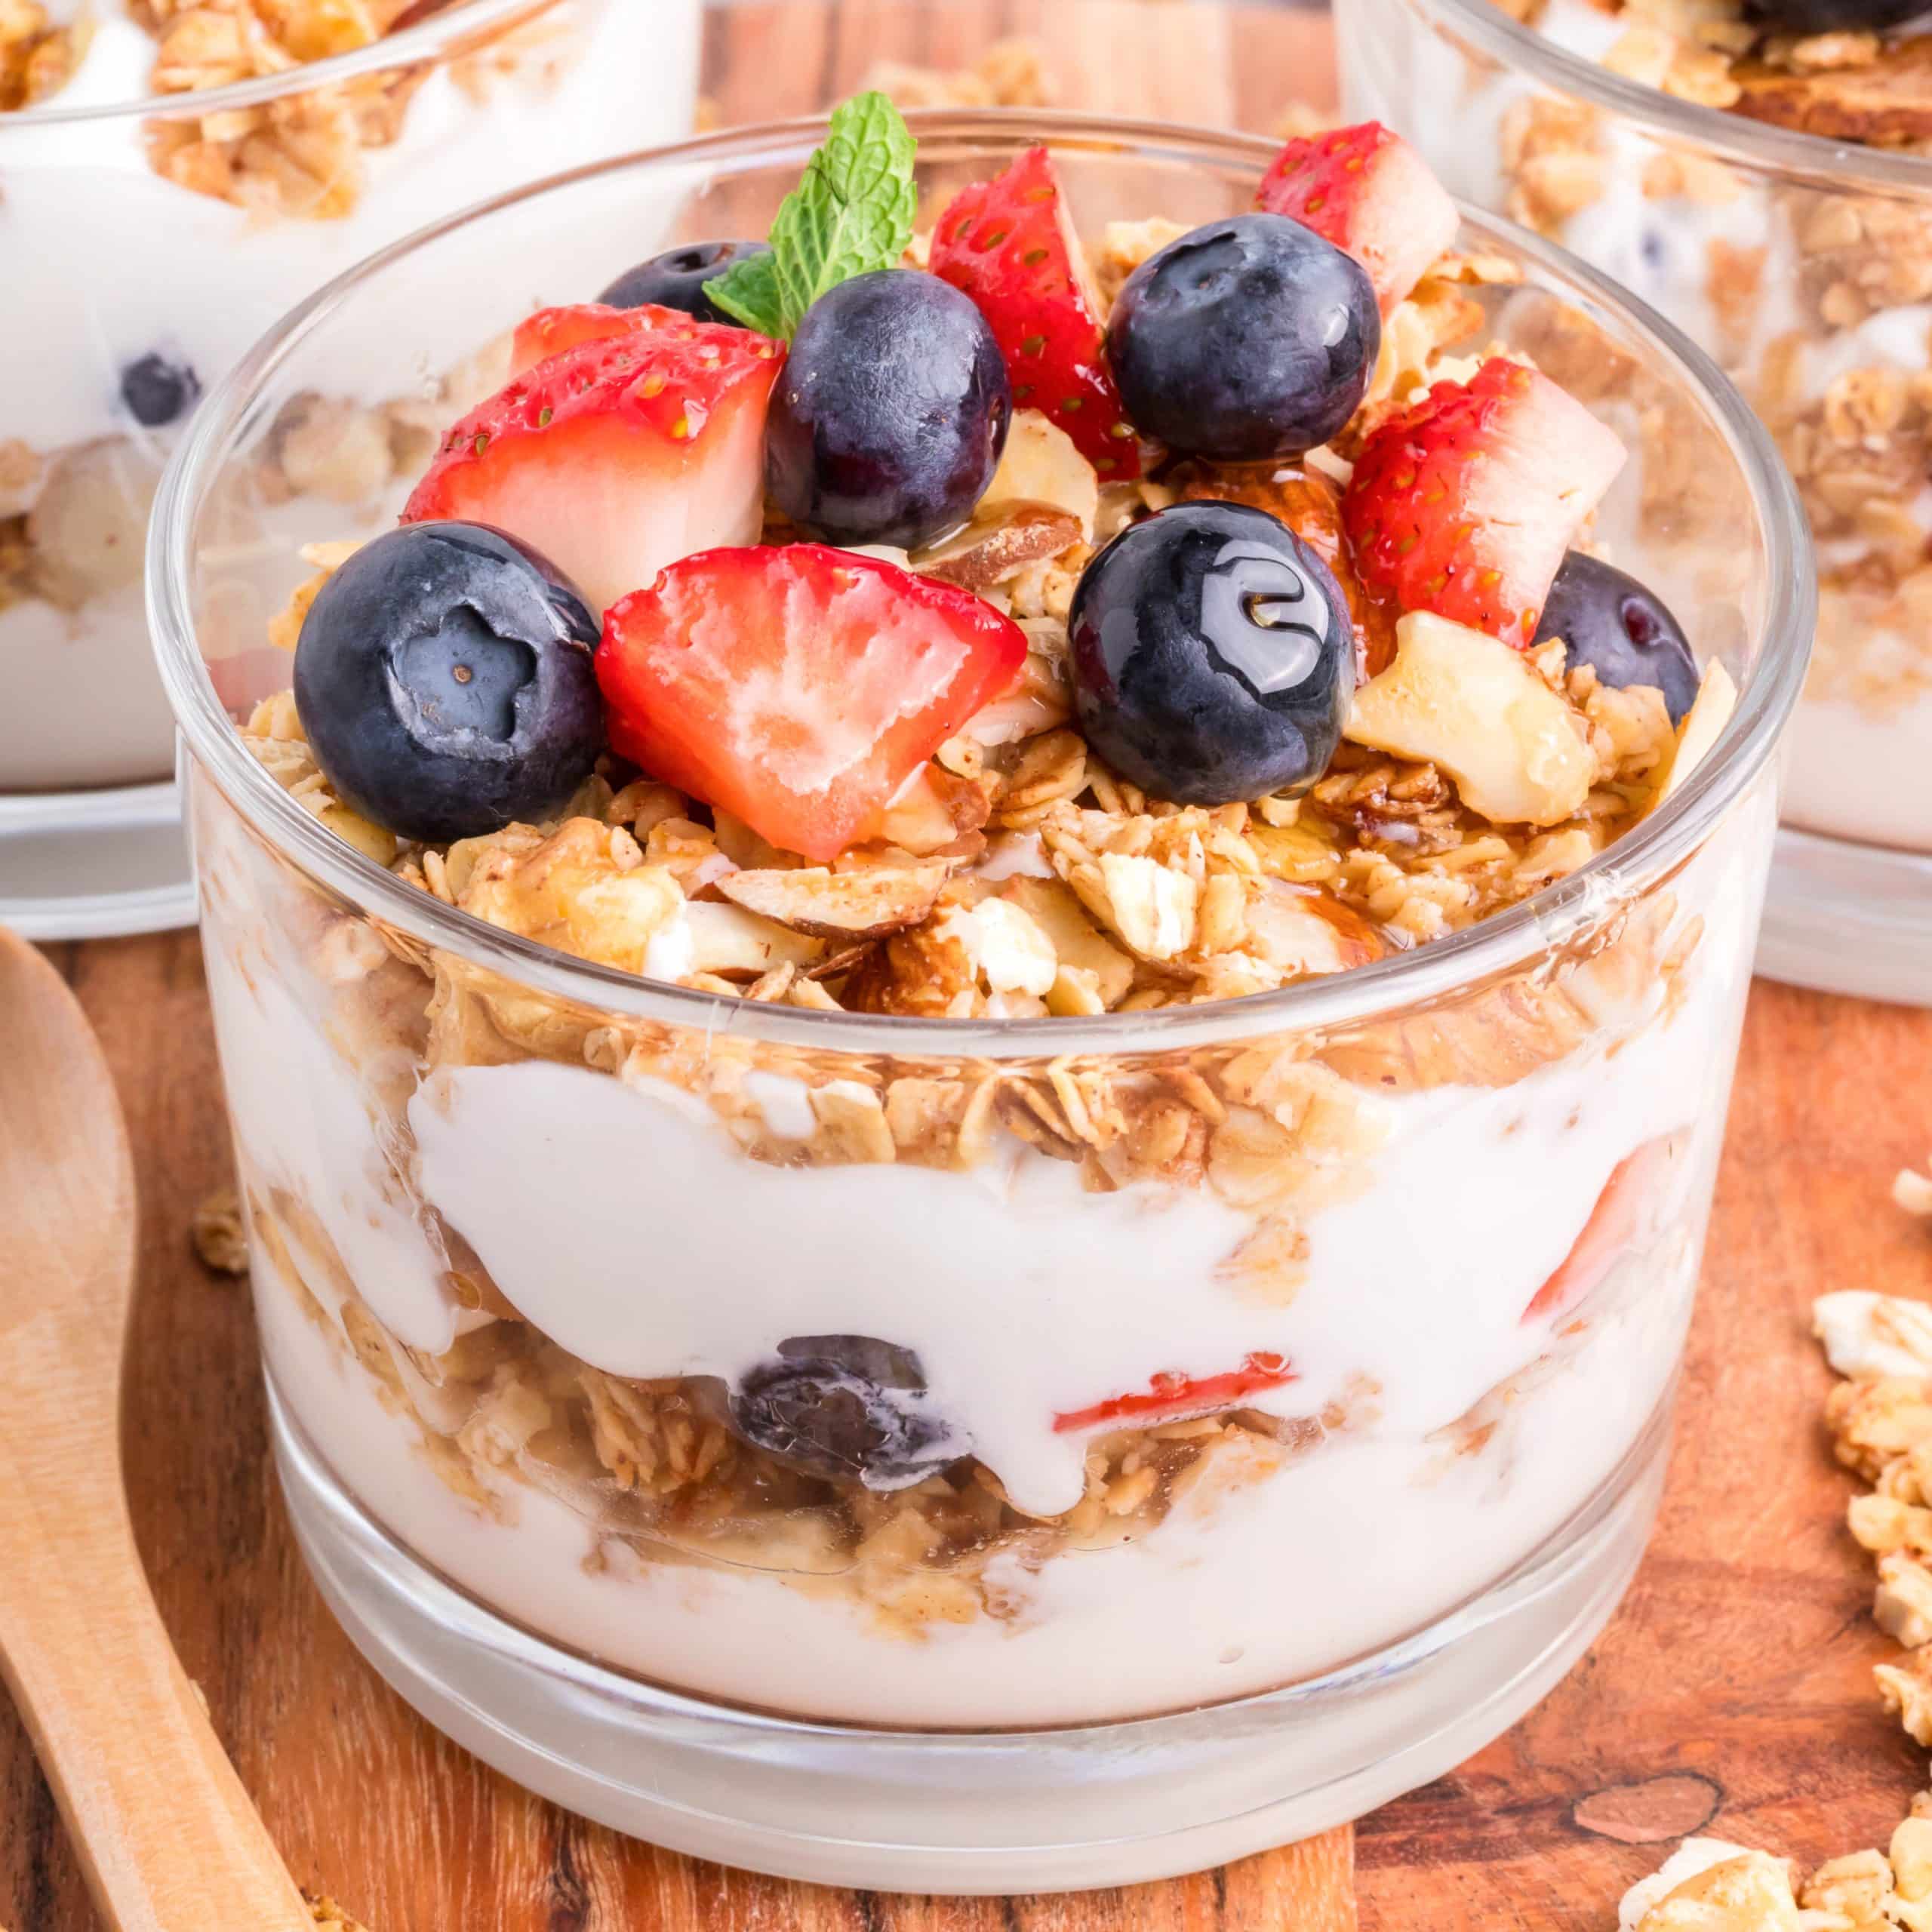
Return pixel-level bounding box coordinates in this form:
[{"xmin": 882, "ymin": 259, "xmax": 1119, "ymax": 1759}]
[
  {"xmin": 598, "ymin": 240, "xmax": 774, "ymax": 325},
  {"xmin": 1749, "ymin": 0, "xmax": 1927, "ymax": 32},
  {"xmin": 1532, "ymin": 552, "xmax": 1700, "ymax": 725},
  {"xmin": 120, "ymin": 352, "xmax": 201, "ymax": 429},
  {"xmin": 1106, "ymin": 214, "xmax": 1380, "ymax": 461},
  {"xmin": 765, "ymin": 269, "xmax": 1013, "ymax": 549},
  {"xmin": 1069, "ymin": 500, "xmax": 1355, "ymax": 806},
  {"xmin": 294, "ymin": 521, "xmax": 605, "ymax": 844}
]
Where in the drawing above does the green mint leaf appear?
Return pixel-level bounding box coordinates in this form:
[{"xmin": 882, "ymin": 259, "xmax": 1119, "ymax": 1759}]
[
  {"xmin": 704, "ymin": 91, "xmax": 917, "ymax": 340},
  {"xmin": 703, "ymin": 248, "xmax": 785, "ymax": 337}
]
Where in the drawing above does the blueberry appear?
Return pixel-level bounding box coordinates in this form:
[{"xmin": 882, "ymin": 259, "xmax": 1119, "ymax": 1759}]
[
  {"xmin": 765, "ymin": 269, "xmax": 1011, "ymax": 549},
  {"xmin": 294, "ymin": 521, "xmax": 604, "ymax": 844},
  {"xmin": 1068, "ymin": 501, "xmax": 1354, "ymax": 806},
  {"xmin": 729, "ymin": 1336, "xmax": 966, "ymax": 1491},
  {"xmin": 1751, "ymin": 0, "xmax": 1927, "ymax": 31},
  {"xmin": 597, "ymin": 238, "xmax": 773, "ymax": 325},
  {"xmin": 1531, "ymin": 551, "xmax": 1700, "ymax": 726},
  {"xmin": 120, "ymin": 352, "xmax": 200, "ymax": 429},
  {"xmin": 1106, "ymin": 214, "xmax": 1379, "ymax": 463}
]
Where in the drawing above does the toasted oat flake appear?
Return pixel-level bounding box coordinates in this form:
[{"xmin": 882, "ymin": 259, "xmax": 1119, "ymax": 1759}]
[{"xmin": 191, "ymin": 1184, "xmax": 250, "ymax": 1275}]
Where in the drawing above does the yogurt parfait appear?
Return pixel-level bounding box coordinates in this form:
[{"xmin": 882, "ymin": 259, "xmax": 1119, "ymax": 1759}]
[
  {"xmin": 1340, "ymin": 0, "xmax": 1932, "ymax": 999},
  {"xmin": 150, "ymin": 107, "xmax": 1811, "ymax": 1889},
  {"xmin": 0, "ymin": 0, "xmax": 697, "ymax": 934}
]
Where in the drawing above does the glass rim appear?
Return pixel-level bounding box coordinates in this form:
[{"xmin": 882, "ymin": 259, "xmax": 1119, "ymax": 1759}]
[
  {"xmin": 148, "ymin": 106, "xmax": 1816, "ymax": 1060},
  {"xmin": 1371, "ymin": 0, "xmax": 1932, "ymax": 196},
  {"xmin": 0, "ymin": 0, "xmax": 564, "ymax": 129}
]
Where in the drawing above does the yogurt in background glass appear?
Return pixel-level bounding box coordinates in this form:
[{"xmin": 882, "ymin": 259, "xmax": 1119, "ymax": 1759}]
[
  {"xmin": 149, "ymin": 115, "xmax": 1814, "ymax": 1889},
  {"xmin": 1339, "ymin": 0, "xmax": 1932, "ymax": 1001},
  {"xmin": 0, "ymin": 0, "xmax": 699, "ymax": 931}
]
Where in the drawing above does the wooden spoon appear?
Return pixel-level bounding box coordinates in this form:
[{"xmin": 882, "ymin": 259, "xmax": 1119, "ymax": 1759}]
[{"xmin": 0, "ymin": 929, "xmax": 313, "ymax": 1932}]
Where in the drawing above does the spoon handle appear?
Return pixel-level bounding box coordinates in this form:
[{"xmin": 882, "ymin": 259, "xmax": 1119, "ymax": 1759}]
[{"xmin": 0, "ymin": 1343, "xmax": 314, "ymax": 1932}]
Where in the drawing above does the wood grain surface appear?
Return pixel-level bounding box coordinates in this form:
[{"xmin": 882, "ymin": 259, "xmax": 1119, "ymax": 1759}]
[{"xmin": 3, "ymin": 5, "xmax": 1930, "ymax": 1927}]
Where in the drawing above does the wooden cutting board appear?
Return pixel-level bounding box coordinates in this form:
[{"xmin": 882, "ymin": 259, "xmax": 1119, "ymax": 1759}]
[{"xmin": 5, "ymin": 6, "xmax": 1930, "ymax": 1927}]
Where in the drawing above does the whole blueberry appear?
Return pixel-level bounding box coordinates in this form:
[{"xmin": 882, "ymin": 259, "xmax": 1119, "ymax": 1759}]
[
  {"xmin": 1106, "ymin": 214, "xmax": 1379, "ymax": 462},
  {"xmin": 294, "ymin": 521, "xmax": 603, "ymax": 845},
  {"xmin": 120, "ymin": 352, "xmax": 201, "ymax": 429},
  {"xmin": 765, "ymin": 269, "xmax": 1011, "ymax": 549},
  {"xmin": 1531, "ymin": 551, "xmax": 1700, "ymax": 725},
  {"xmin": 730, "ymin": 1335, "xmax": 966, "ymax": 1491},
  {"xmin": 1069, "ymin": 500, "xmax": 1354, "ymax": 805},
  {"xmin": 1750, "ymin": 0, "xmax": 1927, "ymax": 30},
  {"xmin": 597, "ymin": 238, "xmax": 773, "ymax": 325}
]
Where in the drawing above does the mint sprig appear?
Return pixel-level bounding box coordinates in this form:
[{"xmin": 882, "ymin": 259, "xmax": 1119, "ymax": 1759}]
[{"xmin": 705, "ymin": 92, "xmax": 918, "ymax": 340}]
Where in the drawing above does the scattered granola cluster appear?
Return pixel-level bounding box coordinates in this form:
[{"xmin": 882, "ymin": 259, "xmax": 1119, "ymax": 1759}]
[
  {"xmin": 1815, "ymin": 1287, "xmax": 1932, "ymax": 1741},
  {"xmin": 1614, "ymin": 1269, "xmax": 1932, "ymax": 1930},
  {"xmin": 1618, "ymin": 1816, "xmax": 1932, "ymax": 1931}
]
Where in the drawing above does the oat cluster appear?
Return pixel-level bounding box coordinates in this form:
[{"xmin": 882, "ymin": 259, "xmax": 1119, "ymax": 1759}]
[{"xmin": 1, "ymin": 0, "xmax": 553, "ymax": 220}]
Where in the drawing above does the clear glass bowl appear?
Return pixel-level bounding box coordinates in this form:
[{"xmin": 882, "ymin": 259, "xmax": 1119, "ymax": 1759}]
[
  {"xmin": 0, "ymin": 0, "xmax": 699, "ymax": 939},
  {"xmin": 1337, "ymin": 0, "xmax": 1932, "ymax": 1004},
  {"xmin": 149, "ymin": 110, "xmax": 1812, "ymax": 1890}
]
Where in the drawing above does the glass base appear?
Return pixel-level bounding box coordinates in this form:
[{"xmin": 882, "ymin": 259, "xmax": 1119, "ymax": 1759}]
[
  {"xmin": 269, "ymin": 1374, "xmax": 1673, "ymax": 1894},
  {"xmin": 1759, "ymin": 826, "xmax": 1932, "ymax": 1008},
  {"xmin": 0, "ymin": 780, "xmax": 194, "ymax": 940}
]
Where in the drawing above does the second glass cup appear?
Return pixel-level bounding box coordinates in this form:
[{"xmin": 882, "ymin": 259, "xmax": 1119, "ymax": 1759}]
[
  {"xmin": 0, "ymin": 0, "xmax": 699, "ymax": 937},
  {"xmin": 150, "ymin": 112, "xmax": 1812, "ymax": 1890},
  {"xmin": 1340, "ymin": 0, "xmax": 1932, "ymax": 1002}
]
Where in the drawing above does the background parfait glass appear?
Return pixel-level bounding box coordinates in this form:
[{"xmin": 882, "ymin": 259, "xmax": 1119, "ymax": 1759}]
[
  {"xmin": 0, "ymin": 0, "xmax": 700, "ymax": 938},
  {"xmin": 1339, "ymin": 0, "xmax": 1932, "ymax": 1004}
]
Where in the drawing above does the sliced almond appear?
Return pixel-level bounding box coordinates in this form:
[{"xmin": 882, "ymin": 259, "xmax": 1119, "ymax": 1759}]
[
  {"xmin": 980, "ymin": 408, "xmax": 1100, "ymax": 538},
  {"xmin": 1001, "ymin": 874, "xmax": 1135, "ymax": 1009},
  {"xmin": 716, "ymin": 861, "xmax": 950, "ymax": 938},
  {"xmin": 1654, "ymin": 660, "xmax": 1738, "ymax": 807},
  {"xmin": 916, "ymin": 503, "xmax": 1084, "ymax": 592},
  {"xmin": 1345, "ymin": 611, "xmax": 1593, "ymax": 828},
  {"xmin": 680, "ymin": 900, "xmax": 826, "ymax": 979}
]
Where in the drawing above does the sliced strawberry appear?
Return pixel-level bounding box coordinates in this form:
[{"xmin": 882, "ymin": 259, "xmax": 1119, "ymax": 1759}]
[
  {"xmin": 1523, "ymin": 1137, "xmax": 1675, "ymax": 1324},
  {"xmin": 929, "ymin": 146, "xmax": 1140, "ymax": 479},
  {"xmin": 1258, "ymin": 122, "xmax": 1460, "ymax": 315},
  {"xmin": 1340, "ymin": 357, "xmax": 1626, "ymax": 645},
  {"xmin": 401, "ymin": 322, "xmax": 783, "ymax": 617},
  {"xmin": 509, "ymin": 300, "xmax": 665, "ymax": 375},
  {"xmin": 598, "ymin": 546, "xmax": 1026, "ymax": 863},
  {"xmin": 1052, "ymin": 1352, "xmax": 1294, "ymax": 1434}
]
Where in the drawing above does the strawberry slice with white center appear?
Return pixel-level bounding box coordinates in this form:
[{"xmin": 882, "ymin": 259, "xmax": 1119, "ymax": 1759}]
[
  {"xmin": 598, "ymin": 545, "xmax": 1027, "ymax": 863},
  {"xmin": 1523, "ymin": 1136, "xmax": 1675, "ymax": 1324},
  {"xmin": 929, "ymin": 145, "xmax": 1140, "ymax": 479},
  {"xmin": 401, "ymin": 320, "xmax": 783, "ymax": 617},
  {"xmin": 1258, "ymin": 121, "xmax": 1459, "ymax": 315},
  {"xmin": 1340, "ymin": 357, "xmax": 1626, "ymax": 645}
]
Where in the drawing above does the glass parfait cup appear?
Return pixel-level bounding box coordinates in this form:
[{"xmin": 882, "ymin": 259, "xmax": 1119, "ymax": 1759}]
[
  {"xmin": 0, "ymin": 0, "xmax": 700, "ymax": 939},
  {"xmin": 149, "ymin": 112, "xmax": 1813, "ymax": 1893},
  {"xmin": 1338, "ymin": 0, "xmax": 1932, "ymax": 1004}
]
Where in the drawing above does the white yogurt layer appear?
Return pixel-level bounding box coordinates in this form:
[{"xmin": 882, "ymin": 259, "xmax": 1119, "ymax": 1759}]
[
  {"xmin": 0, "ymin": 0, "xmax": 700, "ymax": 792},
  {"xmin": 194, "ymin": 770, "xmax": 1768, "ymax": 1724},
  {"xmin": 1783, "ymin": 687, "xmax": 1932, "ymax": 850}
]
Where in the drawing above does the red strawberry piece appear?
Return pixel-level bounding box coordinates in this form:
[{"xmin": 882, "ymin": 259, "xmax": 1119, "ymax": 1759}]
[
  {"xmin": 598, "ymin": 545, "xmax": 1026, "ymax": 863},
  {"xmin": 929, "ymin": 145, "xmax": 1141, "ymax": 479},
  {"xmin": 1340, "ymin": 357, "xmax": 1626, "ymax": 645},
  {"xmin": 1052, "ymin": 1352, "xmax": 1294, "ymax": 1434},
  {"xmin": 1258, "ymin": 121, "xmax": 1460, "ymax": 315},
  {"xmin": 509, "ymin": 300, "xmax": 666, "ymax": 376},
  {"xmin": 401, "ymin": 321, "xmax": 783, "ymax": 617},
  {"xmin": 1523, "ymin": 1137, "xmax": 1674, "ymax": 1324}
]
